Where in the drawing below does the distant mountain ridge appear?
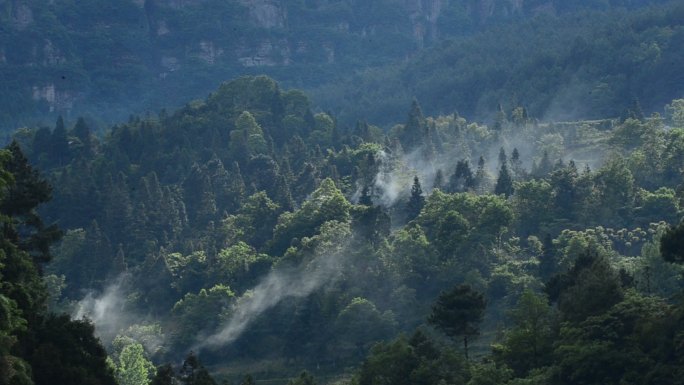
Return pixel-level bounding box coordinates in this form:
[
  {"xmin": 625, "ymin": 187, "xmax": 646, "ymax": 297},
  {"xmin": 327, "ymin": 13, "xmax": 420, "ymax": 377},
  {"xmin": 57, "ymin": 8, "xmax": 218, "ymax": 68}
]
[{"xmin": 0, "ymin": 0, "xmax": 672, "ymax": 131}]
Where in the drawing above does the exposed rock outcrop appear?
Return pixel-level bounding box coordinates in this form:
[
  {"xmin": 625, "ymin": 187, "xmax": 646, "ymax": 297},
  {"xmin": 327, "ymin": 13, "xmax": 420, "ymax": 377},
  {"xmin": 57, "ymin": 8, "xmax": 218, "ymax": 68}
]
[{"xmin": 239, "ymin": 0, "xmax": 286, "ymax": 29}]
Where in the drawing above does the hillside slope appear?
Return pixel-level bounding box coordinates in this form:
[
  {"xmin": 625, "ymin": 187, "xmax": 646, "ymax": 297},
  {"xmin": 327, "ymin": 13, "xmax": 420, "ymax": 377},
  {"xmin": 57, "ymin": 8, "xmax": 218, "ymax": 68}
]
[{"xmin": 0, "ymin": 0, "xmax": 673, "ymax": 131}]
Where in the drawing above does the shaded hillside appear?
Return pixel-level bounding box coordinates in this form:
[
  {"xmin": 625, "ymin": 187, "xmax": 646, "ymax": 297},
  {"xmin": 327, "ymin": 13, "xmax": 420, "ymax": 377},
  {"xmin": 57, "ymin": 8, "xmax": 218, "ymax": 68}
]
[
  {"xmin": 314, "ymin": 0, "xmax": 684, "ymax": 125},
  {"xmin": 0, "ymin": 0, "xmax": 672, "ymax": 132},
  {"xmin": 9, "ymin": 76, "xmax": 684, "ymax": 383}
]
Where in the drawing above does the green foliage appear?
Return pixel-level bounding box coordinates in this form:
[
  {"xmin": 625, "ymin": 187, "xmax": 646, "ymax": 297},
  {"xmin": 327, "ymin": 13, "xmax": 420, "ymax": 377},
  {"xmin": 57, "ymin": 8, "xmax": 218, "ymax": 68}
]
[
  {"xmin": 546, "ymin": 251, "xmax": 624, "ymax": 323},
  {"xmin": 665, "ymin": 99, "xmax": 684, "ymax": 128},
  {"xmin": 493, "ymin": 290, "xmax": 555, "ymax": 376},
  {"xmin": 113, "ymin": 341, "xmax": 155, "ymax": 385},
  {"xmin": 553, "ymin": 291, "xmax": 680, "ymax": 385},
  {"xmin": 418, "ymin": 191, "xmax": 513, "ymax": 264},
  {"xmin": 287, "ymin": 371, "xmax": 317, "ymax": 385},
  {"xmin": 428, "ymin": 284, "xmax": 486, "ymax": 359},
  {"xmin": 213, "ymin": 242, "xmax": 272, "ymax": 291},
  {"xmin": 171, "ymin": 285, "xmax": 235, "ymax": 349},
  {"xmin": 335, "ymin": 297, "xmax": 397, "ymax": 359},
  {"xmin": 494, "ymin": 163, "xmax": 514, "ymax": 198},
  {"xmin": 10, "ymin": 70, "xmax": 684, "ymax": 384},
  {"xmin": 179, "ymin": 352, "xmax": 217, "ymax": 385},
  {"xmin": 320, "ymin": 2, "xmax": 684, "ymax": 126},
  {"xmin": 466, "ymin": 361, "xmax": 513, "ymax": 385},
  {"xmin": 405, "ymin": 175, "xmax": 425, "ymax": 221},
  {"xmin": 28, "ymin": 314, "xmax": 117, "ymax": 385},
  {"xmin": 355, "ymin": 331, "xmax": 469, "ymax": 385},
  {"xmin": 661, "ymin": 221, "xmax": 684, "ymax": 264},
  {"xmin": 271, "ymin": 178, "xmax": 350, "ymax": 256}
]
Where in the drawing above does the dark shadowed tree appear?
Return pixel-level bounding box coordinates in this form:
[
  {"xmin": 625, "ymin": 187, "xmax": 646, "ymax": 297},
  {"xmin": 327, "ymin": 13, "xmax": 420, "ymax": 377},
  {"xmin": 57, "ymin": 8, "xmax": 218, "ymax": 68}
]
[
  {"xmin": 428, "ymin": 284, "xmax": 486, "ymax": 360},
  {"xmin": 150, "ymin": 364, "xmax": 175, "ymax": 385},
  {"xmin": 494, "ymin": 162, "xmax": 514, "ymax": 198},
  {"xmin": 406, "ymin": 176, "xmax": 425, "ymax": 220},
  {"xmin": 287, "ymin": 371, "xmax": 317, "ymax": 385},
  {"xmin": 660, "ymin": 222, "xmax": 684, "ymax": 264},
  {"xmin": 2, "ymin": 141, "xmax": 62, "ymax": 264},
  {"xmin": 449, "ymin": 159, "xmax": 474, "ymax": 192},
  {"xmin": 179, "ymin": 352, "xmax": 217, "ymax": 385},
  {"xmin": 433, "ymin": 169, "xmax": 444, "ymax": 191},
  {"xmin": 545, "ymin": 251, "xmax": 624, "ymax": 322},
  {"xmin": 399, "ymin": 99, "xmax": 427, "ymax": 151}
]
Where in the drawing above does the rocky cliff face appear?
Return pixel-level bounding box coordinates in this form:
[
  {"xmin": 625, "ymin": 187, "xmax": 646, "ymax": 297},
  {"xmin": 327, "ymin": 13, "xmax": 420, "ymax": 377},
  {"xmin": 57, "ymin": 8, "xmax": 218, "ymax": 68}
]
[
  {"xmin": 239, "ymin": 0, "xmax": 286, "ymax": 29},
  {"xmin": 407, "ymin": 0, "xmax": 446, "ymax": 48},
  {"xmin": 0, "ymin": 0, "xmax": 655, "ymax": 129}
]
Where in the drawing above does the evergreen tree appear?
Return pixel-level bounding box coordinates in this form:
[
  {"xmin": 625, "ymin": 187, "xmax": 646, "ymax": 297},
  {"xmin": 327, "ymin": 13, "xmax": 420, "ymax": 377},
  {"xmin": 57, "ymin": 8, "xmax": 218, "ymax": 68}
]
[
  {"xmin": 449, "ymin": 159, "xmax": 474, "ymax": 192},
  {"xmin": 406, "ymin": 176, "xmax": 425, "ymax": 220},
  {"xmin": 493, "ymin": 103, "xmax": 507, "ymax": 131},
  {"xmin": 178, "ymin": 352, "xmax": 216, "ymax": 385},
  {"xmin": 498, "ymin": 147, "xmax": 507, "ymax": 167},
  {"xmin": 2, "ymin": 141, "xmax": 62, "ymax": 264},
  {"xmin": 227, "ymin": 161, "xmax": 247, "ymax": 213},
  {"xmin": 102, "ymin": 172, "xmax": 134, "ymax": 246},
  {"xmin": 510, "ymin": 147, "xmax": 524, "ymax": 178},
  {"xmin": 433, "ymin": 169, "xmax": 444, "ymax": 191},
  {"xmin": 539, "ymin": 233, "xmax": 557, "ymax": 279},
  {"xmin": 533, "ymin": 151, "xmax": 553, "ymax": 177},
  {"xmin": 358, "ymin": 185, "xmax": 373, "ymax": 206},
  {"xmin": 150, "ymin": 364, "xmax": 175, "ymax": 385},
  {"xmin": 51, "ymin": 116, "xmax": 70, "ymax": 165},
  {"xmin": 660, "ymin": 222, "xmax": 684, "ymax": 264},
  {"xmin": 72, "ymin": 117, "xmax": 95, "ymax": 158},
  {"xmin": 31, "ymin": 126, "xmax": 52, "ymax": 167},
  {"xmin": 399, "ymin": 99, "xmax": 427, "ymax": 151},
  {"xmin": 0, "ymin": 146, "xmax": 116, "ymax": 385},
  {"xmin": 294, "ymin": 163, "xmax": 320, "ymax": 202},
  {"xmin": 274, "ymin": 174, "xmax": 294, "ymax": 212},
  {"xmin": 287, "ymin": 371, "xmax": 317, "ymax": 385},
  {"xmin": 546, "ymin": 251, "xmax": 624, "ymax": 322},
  {"xmin": 494, "ymin": 162, "xmax": 514, "ymax": 198},
  {"xmin": 474, "ymin": 155, "xmax": 491, "ymax": 194},
  {"xmin": 428, "ymin": 284, "xmax": 486, "ymax": 360}
]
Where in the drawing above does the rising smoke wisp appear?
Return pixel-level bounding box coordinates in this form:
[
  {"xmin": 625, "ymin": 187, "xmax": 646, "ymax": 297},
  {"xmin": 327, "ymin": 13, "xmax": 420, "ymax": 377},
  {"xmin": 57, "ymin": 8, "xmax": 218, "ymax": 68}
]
[
  {"xmin": 73, "ymin": 275, "xmax": 130, "ymax": 343},
  {"xmin": 194, "ymin": 222, "xmax": 351, "ymax": 351}
]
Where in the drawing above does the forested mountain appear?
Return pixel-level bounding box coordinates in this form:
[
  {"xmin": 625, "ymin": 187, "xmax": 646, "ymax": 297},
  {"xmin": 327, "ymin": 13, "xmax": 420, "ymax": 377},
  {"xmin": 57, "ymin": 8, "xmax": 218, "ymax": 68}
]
[
  {"xmin": 2, "ymin": 0, "xmax": 684, "ymax": 383},
  {"xmin": 0, "ymin": 142, "xmax": 116, "ymax": 385},
  {"xmin": 315, "ymin": 0, "xmax": 684, "ymax": 125},
  {"xmin": 0, "ymin": 0, "xmax": 679, "ymax": 131},
  {"xmin": 4, "ymin": 74, "xmax": 684, "ymax": 384}
]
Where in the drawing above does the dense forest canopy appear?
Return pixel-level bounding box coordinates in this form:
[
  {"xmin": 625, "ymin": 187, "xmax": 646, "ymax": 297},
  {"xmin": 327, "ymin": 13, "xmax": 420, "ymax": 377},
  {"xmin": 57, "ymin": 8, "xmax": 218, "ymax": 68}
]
[
  {"xmin": 1, "ymin": 0, "xmax": 682, "ymax": 131},
  {"xmin": 1, "ymin": 1, "xmax": 684, "ymax": 384},
  {"xmin": 2, "ymin": 72, "xmax": 683, "ymax": 384}
]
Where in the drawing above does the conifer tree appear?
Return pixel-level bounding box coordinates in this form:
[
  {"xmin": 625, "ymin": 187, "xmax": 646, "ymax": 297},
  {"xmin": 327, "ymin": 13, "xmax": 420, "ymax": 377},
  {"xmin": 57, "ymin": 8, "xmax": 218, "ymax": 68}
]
[
  {"xmin": 428, "ymin": 284, "xmax": 486, "ymax": 360},
  {"xmin": 51, "ymin": 115, "xmax": 70, "ymax": 165},
  {"xmin": 474, "ymin": 155, "xmax": 491, "ymax": 194},
  {"xmin": 433, "ymin": 169, "xmax": 444, "ymax": 191},
  {"xmin": 449, "ymin": 159, "xmax": 474, "ymax": 192},
  {"xmin": 406, "ymin": 176, "xmax": 425, "ymax": 220},
  {"xmin": 400, "ymin": 99, "xmax": 427, "ymax": 151},
  {"xmin": 358, "ymin": 185, "xmax": 373, "ymax": 206},
  {"xmin": 0, "ymin": 145, "xmax": 116, "ymax": 385},
  {"xmin": 2, "ymin": 141, "xmax": 61, "ymax": 264},
  {"xmin": 498, "ymin": 147, "xmax": 507, "ymax": 167},
  {"xmin": 179, "ymin": 352, "xmax": 217, "ymax": 385},
  {"xmin": 72, "ymin": 117, "xmax": 95, "ymax": 158},
  {"xmin": 495, "ymin": 162, "xmax": 514, "ymax": 198},
  {"xmin": 510, "ymin": 147, "xmax": 524, "ymax": 178},
  {"xmin": 493, "ymin": 103, "xmax": 507, "ymax": 131},
  {"xmin": 534, "ymin": 151, "xmax": 553, "ymax": 177},
  {"xmin": 227, "ymin": 161, "xmax": 247, "ymax": 213}
]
